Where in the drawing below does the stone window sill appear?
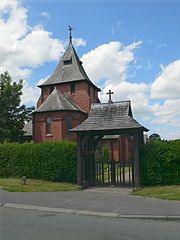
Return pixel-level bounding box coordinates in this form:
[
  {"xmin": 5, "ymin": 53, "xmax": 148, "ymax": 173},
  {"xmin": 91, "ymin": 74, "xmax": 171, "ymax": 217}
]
[{"xmin": 44, "ymin": 134, "xmax": 53, "ymax": 138}]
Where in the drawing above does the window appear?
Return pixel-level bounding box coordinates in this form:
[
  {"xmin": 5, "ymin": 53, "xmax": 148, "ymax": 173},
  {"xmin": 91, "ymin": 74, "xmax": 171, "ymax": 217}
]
[
  {"xmin": 63, "ymin": 57, "xmax": 72, "ymax": 65},
  {"xmin": 46, "ymin": 117, "xmax": 51, "ymax": 134},
  {"xmin": 66, "ymin": 117, "xmax": 72, "ymax": 134},
  {"xmin": 70, "ymin": 82, "xmax": 75, "ymax": 94}
]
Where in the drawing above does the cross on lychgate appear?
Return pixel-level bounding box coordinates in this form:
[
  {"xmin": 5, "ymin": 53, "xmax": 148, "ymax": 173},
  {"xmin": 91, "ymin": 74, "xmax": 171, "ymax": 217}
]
[
  {"xmin": 68, "ymin": 26, "xmax": 73, "ymax": 42},
  {"xmin": 106, "ymin": 90, "xmax": 114, "ymax": 103}
]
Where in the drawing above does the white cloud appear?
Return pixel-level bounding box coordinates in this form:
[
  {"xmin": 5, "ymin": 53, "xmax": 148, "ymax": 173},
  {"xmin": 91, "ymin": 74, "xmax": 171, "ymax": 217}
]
[
  {"xmin": 81, "ymin": 40, "xmax": 180, "ymax": 138},
  {"xmin": 150, "ymin": 128, "xmax": 180, "ymax": 140},
  {"xmin": 151, "ymin": 60, "xmax": 180, "ymax": 99},
  {"xmin": 81, "ymin": 41, "xmax": 142, "ymax": 84},
  {"xmin": 21, "ymin": 83, "xmax": 39, "ymax": 106},
  {"xmin": 81, "ymin": 40, "xmax": 151, "ymax": 115},
  {"xmin": 0, "ymin": 0, "xmax": 65, "ymax": 104},
  {"xmin": 40, "ymin": 11, "xmax": 50, "ymax": 19},
  {"xmin": 13, "ymin": 26, "xmax": 63, "ymax": 67},
  {"xmin": 151, "ymin": 99, "xmax": 180, "ymax": 128},
  {"xmin": 149, "ymin": 60, "xmax": 180, "ymax": 134},
  {"xmin": 72, "ymin": 38, "xmax": 86, "ymax": 47},
  {"xmin": 154, "ymin": 99, "xmax": 180, "ymax": 117},
  {"xmin": 99, "ymin": 81, "xmax": 151, "ymax": 114}
]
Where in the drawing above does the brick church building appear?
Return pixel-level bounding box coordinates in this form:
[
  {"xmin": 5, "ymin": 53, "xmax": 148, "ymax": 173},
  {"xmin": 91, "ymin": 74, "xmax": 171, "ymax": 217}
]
[{"xmin": 25, "ymin": 30, "xmax": 132, "ymax": 162}]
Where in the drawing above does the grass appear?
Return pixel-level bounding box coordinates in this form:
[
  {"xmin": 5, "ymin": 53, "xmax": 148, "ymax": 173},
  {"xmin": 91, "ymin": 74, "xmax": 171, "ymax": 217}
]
[
  {"xmin": 131, "ymin": 185, "xmax": 180, "ymax": 201},
  {"xmin": 0, "ymin": 178, "xmax": 79, "ymax": 192}
]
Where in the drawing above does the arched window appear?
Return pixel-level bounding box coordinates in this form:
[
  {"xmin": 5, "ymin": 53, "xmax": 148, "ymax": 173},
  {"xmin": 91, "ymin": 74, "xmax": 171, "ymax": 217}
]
[
  {"xmin": 46, "ymin": 117, "xmax": 51, "ymax": 134},
  {"xmin": 66, "ymin": 117, "xmax": 72, "ymax": 134}
]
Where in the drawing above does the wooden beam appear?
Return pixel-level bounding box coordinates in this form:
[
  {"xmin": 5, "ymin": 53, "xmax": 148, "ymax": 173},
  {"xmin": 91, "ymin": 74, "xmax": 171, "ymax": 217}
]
[
  {"xmin": 132, "ymin": 130, "xmax": 144, "ymax": 188},
  {"xmin": 77, "ymin": 133, "xmax": 83, "ymax": 187}
]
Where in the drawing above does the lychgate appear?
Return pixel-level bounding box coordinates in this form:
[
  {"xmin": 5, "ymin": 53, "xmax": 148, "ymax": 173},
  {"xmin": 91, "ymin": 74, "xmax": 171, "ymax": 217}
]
[{"xmin": 71, "ymin": 101, "xmax": 149, "ymax": 188}]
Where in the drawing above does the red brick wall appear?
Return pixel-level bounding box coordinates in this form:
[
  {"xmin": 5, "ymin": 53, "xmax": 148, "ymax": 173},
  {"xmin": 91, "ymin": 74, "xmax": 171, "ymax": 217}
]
[
  {"xmin": 37, "ymin": 86, "xmax": 51, "ymax": 108},
  {"xmin": 33, "ymin": 111, "xmax": 87, "ymax": 143},
  {"xmin": 38, "ymin": 81, "xmax": 99, "ymax": 113},
  {"xmin": 102, "ymin": 136, "xmax": 132, "ymax": 162}
]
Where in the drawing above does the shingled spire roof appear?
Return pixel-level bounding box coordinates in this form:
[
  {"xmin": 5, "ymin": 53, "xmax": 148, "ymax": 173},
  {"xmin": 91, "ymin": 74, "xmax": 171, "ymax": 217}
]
[
  {"xmin": 71, "ymin": 101, "xmax": 149, "ymax": 132},
  {"xmin": 35, "ymin": 88, "xmax": 86, "ymax": 113},
  {"xmin": 38, "ymin": 40, "xmax": 100, "ymax": 90}
]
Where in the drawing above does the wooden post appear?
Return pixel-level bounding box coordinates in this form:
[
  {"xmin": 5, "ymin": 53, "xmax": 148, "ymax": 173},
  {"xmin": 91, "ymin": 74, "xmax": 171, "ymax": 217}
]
[
  {"xmin": 22, "ymin": 176, "xmax": 27, "ymax": 185},
  {"xmin": 92, "ymin": 136, "xmax": 96, "ymax": 186},
  {"xmin": 132, "ymin": 131, "xmax": 140, "ymax": 188},
  {"xmin": 111, "ymin": 158, "xmax": 116, "ymax": 185},
  {"xmin": 77, "ymin": 133, "xmax": 83, "ymax": 187}
]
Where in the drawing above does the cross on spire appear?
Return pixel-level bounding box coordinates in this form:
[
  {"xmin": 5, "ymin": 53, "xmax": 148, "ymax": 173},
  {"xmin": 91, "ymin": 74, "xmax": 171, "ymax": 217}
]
[
  {"xmin": 106, "ymin": 90, "xmax": 114, "ymax": 103},
  {"xmin": 68, "ymin": 25, "xmax": 73, "ymax": 42}
]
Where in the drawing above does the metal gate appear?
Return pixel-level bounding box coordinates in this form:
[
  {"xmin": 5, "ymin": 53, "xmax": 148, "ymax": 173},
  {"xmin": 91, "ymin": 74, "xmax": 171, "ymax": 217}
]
[{"xmin": 95, "ymin": 159, "xmax": 134, "ymax": 186}]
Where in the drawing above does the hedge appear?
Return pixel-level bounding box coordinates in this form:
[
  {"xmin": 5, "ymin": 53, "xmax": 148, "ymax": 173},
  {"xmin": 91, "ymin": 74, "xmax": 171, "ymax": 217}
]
[
  {"xmin": 0, "ymin": 141, "xmax": 77, "ymax": 183},
  {"xmin": 140, "ymin": 140, "xmax": 180, "ymax": 186}
]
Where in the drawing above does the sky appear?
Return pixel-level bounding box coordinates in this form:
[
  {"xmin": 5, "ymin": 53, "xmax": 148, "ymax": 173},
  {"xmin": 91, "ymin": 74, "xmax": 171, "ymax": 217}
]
[{"xmin": 0, "ymin": 0, "xmax": 180, "ymax": 140}]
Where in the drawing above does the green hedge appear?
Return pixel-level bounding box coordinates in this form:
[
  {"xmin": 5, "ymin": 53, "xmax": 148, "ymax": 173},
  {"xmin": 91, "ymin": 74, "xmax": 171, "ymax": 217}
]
[
  {"xmin": 140, "ymin": 140, "xmax": 180, "ymax": 186},
  {"xmin": 0, "ymin": 141, "xmax": 77, "ymax": 183}
]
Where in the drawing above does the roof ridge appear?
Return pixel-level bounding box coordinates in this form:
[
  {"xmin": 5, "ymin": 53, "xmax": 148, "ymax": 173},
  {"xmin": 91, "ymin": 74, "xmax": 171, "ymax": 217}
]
[
  {"xmin": 35, "ymin": 88, "xmax": 86, "ymax": 113},
  {"xmin": 92, "ymin": 100, "xmax": 131, "ymax": 106}
]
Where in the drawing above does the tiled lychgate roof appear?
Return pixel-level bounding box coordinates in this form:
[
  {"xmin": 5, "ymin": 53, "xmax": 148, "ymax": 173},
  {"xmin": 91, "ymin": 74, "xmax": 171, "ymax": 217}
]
[
  {"xmin": 38, "ymin": 41, "xmax": 100, "ymax": 90},
  {"xmin": 71, "ymin": 101, "xmax": 149, "ymax": 132},
  {"xmin": 35, "ymin": 88, "xmax": 86, "ymax": 113}
]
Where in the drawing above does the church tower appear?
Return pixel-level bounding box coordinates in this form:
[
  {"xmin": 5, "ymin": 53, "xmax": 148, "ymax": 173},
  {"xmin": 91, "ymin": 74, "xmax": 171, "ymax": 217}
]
[{"xmin": 33, "ymin": 27, "xmax": 101, "ymax": 143}]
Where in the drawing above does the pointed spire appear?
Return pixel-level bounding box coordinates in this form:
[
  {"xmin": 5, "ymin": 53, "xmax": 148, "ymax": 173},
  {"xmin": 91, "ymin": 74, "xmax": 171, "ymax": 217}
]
[
  {"xmin": 68, "ymin": 25, "xmax": 73, "ymax": 43},
  {"xmin": 38, "ymin": 27, "xmax": 100, "ymax": 91}
]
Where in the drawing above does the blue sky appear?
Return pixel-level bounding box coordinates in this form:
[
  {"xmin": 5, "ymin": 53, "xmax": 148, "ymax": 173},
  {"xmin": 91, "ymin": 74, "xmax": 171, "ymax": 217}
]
[{"xmin": 0, "ymin": 0, "xmax": 180, "ymax": 139}]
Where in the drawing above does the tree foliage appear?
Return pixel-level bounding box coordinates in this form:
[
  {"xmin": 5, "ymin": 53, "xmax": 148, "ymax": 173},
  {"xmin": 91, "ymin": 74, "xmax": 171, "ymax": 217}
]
[
  {"xmin": 0, "ymin": 71, "xmax": 34, "ymax": 143},
  {"xmin": 149, "ymin": 133, "xmax": 161, "ymax": 142}
]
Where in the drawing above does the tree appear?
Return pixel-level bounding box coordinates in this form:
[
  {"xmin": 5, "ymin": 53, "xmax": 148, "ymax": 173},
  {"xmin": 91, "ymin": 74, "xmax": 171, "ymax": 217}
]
[
  {"xmin": 0, "ymin": 71, "xmax": 34, "ymax": 143},
  {"xmin": 149, "ymin": 133, "xmax": 161, "ymax": 142}
]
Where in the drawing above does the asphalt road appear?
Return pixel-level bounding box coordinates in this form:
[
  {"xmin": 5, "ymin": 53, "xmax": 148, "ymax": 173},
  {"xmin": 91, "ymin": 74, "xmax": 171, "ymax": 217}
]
[
  {"xmin": 1, "ymin": 207, "xmax": 180, "ymax": 240},
  {"xmin": 1, "ymin": 189, "xmax": 180, "ymax": 216}
]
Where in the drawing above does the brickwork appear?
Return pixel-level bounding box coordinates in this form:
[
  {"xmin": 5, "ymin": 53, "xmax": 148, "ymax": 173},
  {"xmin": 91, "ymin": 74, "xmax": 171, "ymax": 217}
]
[
  {"xmin": 102, "ymin": 136, "xmax": 132, "ymax": 162},
  {"xmin": 33, "ymin": 111, "xmax": 87, "ymax": 143},
  {"xmin": 37, "ymin": 81, "xmax": 99, "ymax": 112}
]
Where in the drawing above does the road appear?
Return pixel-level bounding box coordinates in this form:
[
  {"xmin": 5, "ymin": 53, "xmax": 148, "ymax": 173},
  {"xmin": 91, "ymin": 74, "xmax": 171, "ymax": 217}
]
[{"xmin": 1, "ymin": 207, "xmax": 180, "ymax": 240}]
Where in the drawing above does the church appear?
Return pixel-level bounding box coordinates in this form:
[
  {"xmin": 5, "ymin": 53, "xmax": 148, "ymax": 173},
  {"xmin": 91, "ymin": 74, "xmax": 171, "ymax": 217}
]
[{"xmin": 25, "ymin": 28, "xmax": 133, "ymax": 162}]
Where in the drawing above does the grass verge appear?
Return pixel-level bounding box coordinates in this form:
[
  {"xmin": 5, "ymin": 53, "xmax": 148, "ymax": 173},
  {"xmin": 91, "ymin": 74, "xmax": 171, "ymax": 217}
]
[
  {"xmin": 131, "ymin": 185, "xmax": 180, "ymax": 201},
  {"xmin": 0, "ymin": 178, "xmax": 79, "ymax": 192}
]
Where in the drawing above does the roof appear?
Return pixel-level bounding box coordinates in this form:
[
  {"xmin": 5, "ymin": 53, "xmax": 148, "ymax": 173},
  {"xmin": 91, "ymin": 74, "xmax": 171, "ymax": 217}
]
[
  {"xmin": 35, "ymin": 88, "xmax": 86, "ymax": 113},
  {"xmin": 71, "ymin": 101, "xmax": 149, "ymax": 132},
  {"xmin": 38, "ymin": 41, "xmax": 100, "ymax": 90},
  {"xmin": 23, "ymin": 120, "xmax": 32, "ymax": 136}
]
